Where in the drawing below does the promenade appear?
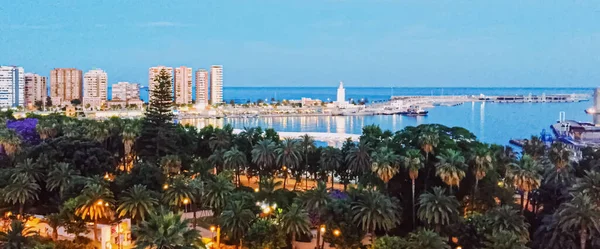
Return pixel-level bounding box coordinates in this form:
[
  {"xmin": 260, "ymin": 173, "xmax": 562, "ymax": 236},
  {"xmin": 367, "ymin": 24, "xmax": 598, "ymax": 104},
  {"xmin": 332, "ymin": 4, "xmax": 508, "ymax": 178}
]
[{"xmin": 233, "ymin": 129, "xmax": 360, "ymax": 146}]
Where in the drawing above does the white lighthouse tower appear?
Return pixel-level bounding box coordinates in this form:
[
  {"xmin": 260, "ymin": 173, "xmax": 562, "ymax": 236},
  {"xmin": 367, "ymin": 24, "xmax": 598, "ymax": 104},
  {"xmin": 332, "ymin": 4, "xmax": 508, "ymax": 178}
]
[{"xmin": 336, "ymin": 81, "xmax": 348, "ymax": 108}]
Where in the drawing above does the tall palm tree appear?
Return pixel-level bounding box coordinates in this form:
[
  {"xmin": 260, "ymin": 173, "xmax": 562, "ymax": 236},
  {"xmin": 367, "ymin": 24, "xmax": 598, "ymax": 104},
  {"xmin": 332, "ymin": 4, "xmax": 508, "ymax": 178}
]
[
  {"xmin": 0, "ymin": 219, "xmax": 38, "ymax": 249},
  {"xmin": 405, "ymin": 229, "xmax": 450, "ymax": 249},
  {"xmin": 556, "ymin": 193, "xmax": 600, "ymax": 249},
  {"xmin": 549, "ymin": 142, "xmax": 571, "ymax": 171},
  {"xmin": 417, "ymin": 187, "xmax": 459, "ymax": 233},
  {"xmin": 252, "ymin": 140, "xmax": 277, "ymax": 179},
  {"xmin": 299, "ymin": 181, "xmax": 330, "ymax": 247},
  {"xmin": 162, "ymin": 177, "xmax": 195, "ymax": 210},
  {"xmin": 122, "ymin": 123, "xmax": 139, "ymax": 157},
  {"xmin": 522, "ymin": 136, "xmax": 545, "ymax": 160},
  {"xmin": 220, "ymin": 200, "xmax": 255, "ymax": 249},
  {"xmin": 208, "ymin": 148, "xmax": 226, "ymax": 174},
  {"xmin": 471, "ymin": 145, "xmax": 493, "ymax": 211},
  {"xmin": 486, "ymin": 205, "xmax": 530, "ymax": 241},
  {"xmin": 160, "ymin": 155, "xmax": 182, "ymax": 176},
  {"xmin": 256, "ymin": 177, "xmax": 283, "ymax": 204},
  {"xmin": 11, "ymin": 158, "xmax": 43, "ymax": 182},
  {"xmin": 276, "ymin": 138, "xmax": 302, "ymax": 190},
  {"xmin": 117, "ymin": 185, "xmax": 158, "ymax": 223},
  {"xmin": 351, "ymin": 189, "xmax": 401, "ymax": 244},
  {"xmin": 281, "ymin": 203, "xmax": 311, "ymax": 249},
  {"xmin": 75, "ymin": 183, "xmax": 115, "ymax": 241},
  {"xmin": 47, "ymin": 162, "xmax": 79, "ymax": 198},
  {"xmin": 346, "ymin": 141, "xmax": 372, "ymax": 176},
  {"xmin": 403, "ymin": 148, "xmax": 424, "ymax": 227},
  {"xmin": 133, "ymin": 209, "xmax": 203, "ymax": 249},
  {"xmin": 418, "ymin": 127, "xmax": 439, "ymax": 162},
  {"xmin": 204, "ymin": 173, "xmax": 235, "ymax": 217},
  {"xmin": 572, "ymin": 170, "xmax": 600, "ymax": 204},
  {"xmin": 320, "ymin": 146, "xmax": 343, "ymax": 189},
  {"xmin": 224, "ymin": 147, "xmax": 247, "ymax": 187},
  {"xmin": 0, "ymin": 128, "xmax": 21, "ymax": 156},
  {"xmin": 299, "ymin": 134, "xmax": 316, "ymax": 190},
  {"xmin": 435, "ymin": 149, "xmax": 467, "ymax": 194},
  {"xmin": 209, "ymin": 128, "xmax": 231, "ymax": 151},
  {"xmin": 371, "ymin": 146, "xmax": 400, "ymax": 184},
  {"xmin": 2, "ymin": 176, "xmax": 40, "ymax": 216},
  {"xmin": 511, "ymin": 155, "xmax": 542, "ymax": 212}
]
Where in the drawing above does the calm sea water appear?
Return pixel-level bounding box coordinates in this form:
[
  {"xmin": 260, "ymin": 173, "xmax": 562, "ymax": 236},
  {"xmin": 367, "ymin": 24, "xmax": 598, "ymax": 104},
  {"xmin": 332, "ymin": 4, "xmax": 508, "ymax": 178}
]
[{"xmin": 172, "ymin": 87, "xmax": 595, "ymax": 146}]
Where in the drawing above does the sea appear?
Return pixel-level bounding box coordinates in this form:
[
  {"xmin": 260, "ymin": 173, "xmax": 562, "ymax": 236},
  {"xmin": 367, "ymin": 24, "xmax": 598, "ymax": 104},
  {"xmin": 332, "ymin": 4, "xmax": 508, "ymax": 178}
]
[{"xmin": 110, "ymin": 87, "xmax": 595, "ymax": 146}]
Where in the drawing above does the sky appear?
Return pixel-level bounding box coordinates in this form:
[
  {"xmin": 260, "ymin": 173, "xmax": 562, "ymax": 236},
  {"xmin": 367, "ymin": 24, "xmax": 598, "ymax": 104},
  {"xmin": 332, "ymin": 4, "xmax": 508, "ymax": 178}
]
[{"xmin": 1, "ymin": 0, "xmax": 600, "ymax": 88}]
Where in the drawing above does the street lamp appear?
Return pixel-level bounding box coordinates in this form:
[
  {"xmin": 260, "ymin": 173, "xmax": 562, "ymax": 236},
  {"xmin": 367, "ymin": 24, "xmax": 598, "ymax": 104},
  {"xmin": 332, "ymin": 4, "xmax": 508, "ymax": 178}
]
[
  {"xmin": 183, "ymin": 198, "xmax": 190, "ymax": 212},
  {"xmin": 333, "ymin": 229, "xmax": 341, "ymax": 237},
  {"xmin": 96, "ymin": 200, "xmax": 104, "ymax": 206},
  {"xmin": 163, "ymin": 184, "xmax": 169, "ymax": 190}
]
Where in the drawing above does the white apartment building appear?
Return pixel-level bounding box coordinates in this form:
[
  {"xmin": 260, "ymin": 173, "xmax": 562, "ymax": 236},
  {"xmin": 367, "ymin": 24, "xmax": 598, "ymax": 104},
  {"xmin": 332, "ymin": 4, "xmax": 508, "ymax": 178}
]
[
  {"xmin": 83, "ymin": 69, "xmax": 108, "ymax": 108},
  {"xmin": 210, "ymin": 65, "xmax": 223, "ymax": 104},
  {"xmin": 0, "ymin": 66, "xmax": 25, "ymax": 108},
  {"xmin": 148, "ymin": 66, "xmax": 173, "ymax": 100},
  {"xmin": 195, "ymin": 69, "xmax": 209, "ymax": 107},
  {"xmin": 24, "ymin": 73, "xmax": 47, "ymax": 108},
  {"xmin": 111, "ymin": 82, "xmax": 140, "ymax": 101},
  {"xmin": 174, "ymin": 66, "xmax": 193, "ymax": 105}
]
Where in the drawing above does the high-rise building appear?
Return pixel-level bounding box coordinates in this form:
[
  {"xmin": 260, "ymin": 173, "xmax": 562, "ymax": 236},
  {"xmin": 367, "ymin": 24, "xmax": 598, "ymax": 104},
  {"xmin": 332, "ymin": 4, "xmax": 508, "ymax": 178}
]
[
  {"xmin": 195, "ymin": 69, "xmax": 209, "ymax": 107},
  {"xmin": 24, "ymin": 73, "xmax": 47, "ymax": 108},
  {"xmin": 148, "ymin": 66, "xmax": 173, "ymax": 101},
  {"xmin": 174, "ymin": 66, "xmax": 193, "ymax": 104},
  {"xmin": 83, "ymin": 69, "xmax": 108, "ymax": 108},
  {"xmin": 111, "ymin": 82, "xmax": 140, "ymax": 101},
  {"xmin": 0, "ymin": 66, "xmax": 25, "ymax": 108},
  {"xmin": 50, "ymin": 68, "xmax": 82, "ymax": 106},
  {"xmin": 210, "ymin": 65, "xmax": 223, "ymax": 104}
]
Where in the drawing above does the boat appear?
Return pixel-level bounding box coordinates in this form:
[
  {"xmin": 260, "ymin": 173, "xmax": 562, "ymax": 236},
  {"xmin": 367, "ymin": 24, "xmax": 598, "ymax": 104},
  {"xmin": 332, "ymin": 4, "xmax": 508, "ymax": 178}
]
[{"xmin": 399, "ymin": 107, "xmax": 428, "ymax": 116}]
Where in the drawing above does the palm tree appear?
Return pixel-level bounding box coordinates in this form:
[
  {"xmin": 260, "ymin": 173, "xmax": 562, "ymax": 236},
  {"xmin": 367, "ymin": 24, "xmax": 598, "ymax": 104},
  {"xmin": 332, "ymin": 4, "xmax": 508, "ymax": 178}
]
[
  {"xmin": 42, "ymin": 213, "xmax": 63, "ymax": 241},
  {"xmin": 162, "ymin": 177, "xmax": 195, "ymax": 210},
  {"xmin": 208, "ymin": 148, "xmax": 226, "ymax": 174},
  {"xmin": 572, "ymin": 170, "xmax": 600, "ymax": 204},
  {"xmin": 12, "ymin": 158, "xmax": 43, "ymax": 182},
  {"xmin": 224, "ymin": 147, "xmax": 248, "ymax": 187},
  {"xmin": 0, "ymin": 219, "xmax": 38, "ymax": 249},
  {"xmin": 0, "ymin": 128, "xmax": 21, "ymax": 156},
  {"xmin": 299, "ymin": 134, "xmax": 316, "ymax": 190},
  {"xmin": 299, "ymin": 181, "xmax": 330, "ymax": 247},
  {"xmin": 435, "ymin": 149, "xmax": 467, "ymax": 194},
  {"xmin": 252, "ymin": 140, "xmax": 277, "ymax": 179},
  {"xmin": 276, "ymin": 138, "xmax": 302, "ymax": 190},
  {"xmin": 405, "ymin": 229, "xmax": 450, "ymax": 249},
  {"xmin": 471, "ymin": 145, "xmax": 493, "ymax": 211},
  {"xmin": 75, "ymin": 183, "xmax": 115, "ymax": 241},
  {"xmin": 346, "ymin": 141, "xmax": 372, "ymax": 176},
  {"xmin": 117, "ymin": 185, "xmax": 158, "ymax": 223},
  {"xmin": 256, "ymin": 177, "xmax": 283, "ymax": 204},
  {"xmin": 556, "ymin": 193, "xmax": 600, "ymax": 249},
  {"xmin": 371, "ymin": 146, "xmax": 400, "ymax": 184},
  {"xmin": 511, "ymin": 155, "xmax": 542, "ymax": 212},
  {"xmin": 320, "ymin": 146, "xmax": 343, "ymax": 189},
  {"xmin": 418, "ymin": 127, "xmax": 439, "ymax": 162},
  {"xmin": 2, "ymin": 176, "xmax": 40, "ymax": 216},
  {"xmin": 160, "ymin": 155, "xmax": 182, "ymax": 176},
  {"xmin": 522, "ymin": 136, "xmax": 545, "ymax": 160},
  {"xmin": 220, "ymin": 200, "xmax": 255, "ymax": 249},
  {"xmin": 204, "ymin": 173, "xmax": 235, "ymax": 217},
  {"xmin": 209, "ymin": 128, "xmax": 231, "ymax": 151},
  {"xmin": 484, "ymin": 230, "xmax": 529, "ymax": 249},
  {"xmin": 351, "ymin": 189, "xmax": 401, "ymax": 244},
  {"xmin": 122, "ymin": 123, "xmax": 139, "ymax": 157},
  {"xmin": 403, "ymin": 148, "xmax": 424, "ymax": 227},
  {"xmin": 281, "ymin": 203, "xmax": 311, "ymax": 249},
  {"xmin": 549, "ymin": 142, "xmax": 571, "ymax": 171},
  {"xmin": 133, "ymin": 209, "xmax": 203, "ymax": 249},
  {"xmin": 46, "ymin": 162, "xmax": 79, "ymax": 198},
  {"xmin": 486, "ymin": 205, "xmax": 530, "ymax": 241},
  {"xmin": 36, "ymin": 119, "xmax": 59, "ymax": 140},
  {"xmin": 417, "ymin": 187, "xmax": 459, "ymax": 233}
]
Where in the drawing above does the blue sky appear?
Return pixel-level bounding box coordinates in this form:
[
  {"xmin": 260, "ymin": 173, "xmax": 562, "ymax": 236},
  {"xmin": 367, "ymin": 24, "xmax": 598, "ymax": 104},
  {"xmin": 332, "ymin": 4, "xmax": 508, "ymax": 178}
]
[{"xmin": 1, "ymin": 0, "xmax": 599, "ymax": 87}]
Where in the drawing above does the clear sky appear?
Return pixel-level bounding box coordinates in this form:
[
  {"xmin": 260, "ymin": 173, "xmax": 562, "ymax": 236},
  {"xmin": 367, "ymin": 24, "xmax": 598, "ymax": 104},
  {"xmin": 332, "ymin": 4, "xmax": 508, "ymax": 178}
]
[{"xmin": 1, "ymin": 0, "xmax": 599, "ymax": 87}]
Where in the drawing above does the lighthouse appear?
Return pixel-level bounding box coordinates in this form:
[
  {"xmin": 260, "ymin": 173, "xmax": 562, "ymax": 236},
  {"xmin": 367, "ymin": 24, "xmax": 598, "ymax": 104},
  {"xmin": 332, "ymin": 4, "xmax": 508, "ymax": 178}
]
[{"xmin": 336, "ymin": 81, "xmax": 348, "ymax": 107}]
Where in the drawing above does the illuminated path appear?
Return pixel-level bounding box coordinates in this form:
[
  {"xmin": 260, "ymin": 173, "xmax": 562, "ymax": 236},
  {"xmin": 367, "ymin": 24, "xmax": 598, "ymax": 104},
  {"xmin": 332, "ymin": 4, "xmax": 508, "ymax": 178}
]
[{"xmin": 233, "ymin": 129, "xmax": 360, "ymax": 147}]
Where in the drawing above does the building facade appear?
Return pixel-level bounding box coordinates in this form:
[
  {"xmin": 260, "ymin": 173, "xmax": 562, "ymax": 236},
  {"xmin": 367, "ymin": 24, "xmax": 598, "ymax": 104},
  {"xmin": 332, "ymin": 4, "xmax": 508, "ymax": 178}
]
[
  {"xmin": 195, "ymin": 69, "xmax": 209, "ymax": 107},
  {"xmin": 0, "ymin": 66, "xmax": 25, "ymax": 108},
  {"xmin": 210, "ymin": 65, "xmax": 223, "ymax": 104},
  {"xmin": 111, "ymin": 82, "xmax": 140, "ymax": 101},
  {"xmin": 50, "ymin": 68, "xmax": 83, "ymax": 106},
  {"xmin": 148, "ymin": 66, "xmax": 173, "ymax": 101},
  {"xmin": 24, "ymin": 73, "xmax": 47, "ymax": 109},
  {"xmin": 83, "ymin": 69, "xmax": 108, "ymax": 108},
  {"xmin": 174, "ymin": 66, "xmax": 193, "ymax": 105}
]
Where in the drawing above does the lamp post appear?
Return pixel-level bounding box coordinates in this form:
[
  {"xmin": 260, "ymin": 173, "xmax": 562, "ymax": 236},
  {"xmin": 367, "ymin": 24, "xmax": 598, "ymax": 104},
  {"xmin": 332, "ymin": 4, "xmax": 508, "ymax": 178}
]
[{"xmin": 317, "ymin": 225, "xmax": 325, "ymax": 249}]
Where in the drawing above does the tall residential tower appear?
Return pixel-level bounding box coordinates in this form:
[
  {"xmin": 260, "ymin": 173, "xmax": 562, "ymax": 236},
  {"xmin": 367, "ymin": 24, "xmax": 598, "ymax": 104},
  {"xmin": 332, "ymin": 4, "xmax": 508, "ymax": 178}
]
[
  {"xmin": 210, "ymin": 65, "xmax": 223, "ymax": 104},
  {"xmin": 174, "ymin": 66, "xmax": 193, "ymax": 104},
  {"xmin": 148, "ymin": 66, "xmax": 173, "ymax": 101},
  {"xmin": 0, "ymin": 66, "xmax": 25, "ymax": 108},
  {"xmin": 195, "ymin": 69, "xmax": 209, "ymax": 107},
  {"xmin": 50, "ymin": 68, "xmax": 83, "ymax": 106},
  {"xmin": 83, "ymin": 69, "xmax": 108, "ymax": 108},
  {"xmin": 24, "ymin": 73, "xmax": 47, "ymax": 108}
]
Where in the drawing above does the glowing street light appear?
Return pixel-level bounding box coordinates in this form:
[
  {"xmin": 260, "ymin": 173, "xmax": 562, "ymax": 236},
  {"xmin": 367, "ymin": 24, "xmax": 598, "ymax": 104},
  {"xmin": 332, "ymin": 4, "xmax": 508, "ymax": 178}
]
[
  {"xmin": 210, "ymin": 226, "xmax": 216, "ymax": 232},
  {"xmin": 163, "ymin": 184, "xmax": 169, "ymax": 190},
  {"xmin": 96, "ymin": 200, "xmax": 104, "ymax": 206},
  {"xmin": 319, "ymin": 225, "xmax": 326, "ymax": 233},
  {"xmin": 333, "ymin": 229, "xmax": 341, "ymax": 237},
  {"xmin": 183, "ymin": 198, "xmax": 190, "ymax": 205},
  {"xmin": 254, "ymin": 188, "xmax": 259, "ymax": 193}
]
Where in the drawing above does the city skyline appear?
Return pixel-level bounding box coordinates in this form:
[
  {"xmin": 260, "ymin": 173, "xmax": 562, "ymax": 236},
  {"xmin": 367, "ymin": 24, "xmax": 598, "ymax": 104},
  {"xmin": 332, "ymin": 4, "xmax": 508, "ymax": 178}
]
[{"xmin": 2, "ymin": 1, "xmax": 600, "ymax": 88}]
